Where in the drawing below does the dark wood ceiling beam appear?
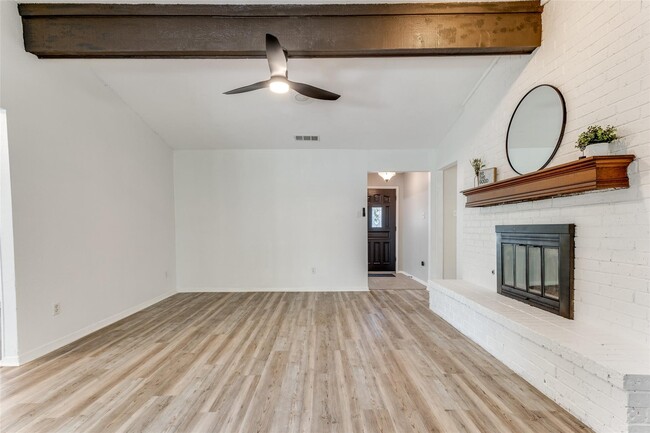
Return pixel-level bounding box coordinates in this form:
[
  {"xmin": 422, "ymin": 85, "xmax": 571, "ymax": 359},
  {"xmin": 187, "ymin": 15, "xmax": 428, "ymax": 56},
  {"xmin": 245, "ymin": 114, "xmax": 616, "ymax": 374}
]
[{"xmin": 18, "ymin": 2, "xmax": 543, "ymax": 59}]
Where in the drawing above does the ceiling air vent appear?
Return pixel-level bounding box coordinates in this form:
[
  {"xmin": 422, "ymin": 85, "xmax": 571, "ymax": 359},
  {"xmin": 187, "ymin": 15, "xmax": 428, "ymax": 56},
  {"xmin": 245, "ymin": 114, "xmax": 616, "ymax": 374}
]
[{"xmin": 295, "ymin": 135, "xmax": 320, "ymax": 142}]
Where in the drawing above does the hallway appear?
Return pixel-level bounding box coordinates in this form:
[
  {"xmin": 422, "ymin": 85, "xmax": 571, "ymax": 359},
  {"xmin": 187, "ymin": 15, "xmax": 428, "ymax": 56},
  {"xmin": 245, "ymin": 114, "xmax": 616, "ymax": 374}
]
[{"xmin": 368, "ymin": 273, "xmax": 427, "ymax": 291}]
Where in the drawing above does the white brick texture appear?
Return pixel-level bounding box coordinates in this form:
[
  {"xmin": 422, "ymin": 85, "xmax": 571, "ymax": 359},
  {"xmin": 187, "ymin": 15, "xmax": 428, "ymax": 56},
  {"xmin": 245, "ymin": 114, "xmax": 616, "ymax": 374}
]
[
  {"xmin": 436, "ymin": 0, "xmax": 650, "ymax": 341},
  {"xmin": 431, "ymin": 1, "xmax": 650, "ymax": 432}
]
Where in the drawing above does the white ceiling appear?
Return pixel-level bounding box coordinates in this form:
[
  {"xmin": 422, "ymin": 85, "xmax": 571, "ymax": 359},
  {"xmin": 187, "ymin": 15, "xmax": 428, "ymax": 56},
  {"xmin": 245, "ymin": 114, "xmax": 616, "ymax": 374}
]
[
  {"xmin": 17, "ymin": 0, "xmax": 518, "ymax": 150},
  {"xmin": 86, "ymin": 56, "xmax": 499, "ymax": 150}
]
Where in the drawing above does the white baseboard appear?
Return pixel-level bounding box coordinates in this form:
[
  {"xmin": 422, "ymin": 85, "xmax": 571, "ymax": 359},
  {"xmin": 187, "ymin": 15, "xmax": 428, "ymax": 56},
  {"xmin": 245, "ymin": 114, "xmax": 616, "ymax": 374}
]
[
  {"xmin": 177, "ymin": 286, "xmax": 369, "ymax": 293},
  {"xmin": 11, "ymin": 290, "xmax": 175, "ymax": 366},
  {"xmin": 0, "ymin": 355, "xmax": 19, "ymax": 367},
  {"xmin": 397, "ymin": 271, "xmax": 428, "ymax": 287}
]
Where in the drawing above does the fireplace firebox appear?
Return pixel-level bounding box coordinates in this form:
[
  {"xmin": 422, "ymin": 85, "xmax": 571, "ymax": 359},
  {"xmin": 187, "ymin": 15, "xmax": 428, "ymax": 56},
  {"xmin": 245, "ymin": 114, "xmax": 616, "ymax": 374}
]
[{"xmin": 496, "ymin": 224, "xmax": 575, "ymax": 319}]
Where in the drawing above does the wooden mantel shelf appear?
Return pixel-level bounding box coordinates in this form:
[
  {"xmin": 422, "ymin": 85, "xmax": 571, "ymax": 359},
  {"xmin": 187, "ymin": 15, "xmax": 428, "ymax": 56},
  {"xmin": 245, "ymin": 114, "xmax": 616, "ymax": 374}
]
[{"xmin": 461, "ymin": 155, "xmax": 635, "ymax": 207}]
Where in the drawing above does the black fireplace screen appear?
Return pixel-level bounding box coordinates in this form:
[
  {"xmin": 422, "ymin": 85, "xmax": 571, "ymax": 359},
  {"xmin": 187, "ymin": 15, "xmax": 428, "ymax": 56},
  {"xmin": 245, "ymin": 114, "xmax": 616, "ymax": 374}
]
[{"xmin": 496, "ymin": 224, "xmax": 574, "ymax": 319}]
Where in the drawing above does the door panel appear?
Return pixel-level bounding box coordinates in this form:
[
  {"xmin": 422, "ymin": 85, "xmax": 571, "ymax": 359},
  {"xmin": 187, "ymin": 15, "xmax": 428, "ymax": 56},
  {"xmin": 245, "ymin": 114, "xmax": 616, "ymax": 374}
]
[{"xmin": 367, "ymin": 189, "xmax": 396, "ymax": 272}]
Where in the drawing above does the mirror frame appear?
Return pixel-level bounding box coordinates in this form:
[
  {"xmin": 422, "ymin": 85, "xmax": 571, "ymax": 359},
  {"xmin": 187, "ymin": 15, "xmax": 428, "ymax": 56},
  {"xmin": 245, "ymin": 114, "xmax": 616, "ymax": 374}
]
[{"xmin": 506, "ymin": 84, "xmax": 567, "ymax": 175}]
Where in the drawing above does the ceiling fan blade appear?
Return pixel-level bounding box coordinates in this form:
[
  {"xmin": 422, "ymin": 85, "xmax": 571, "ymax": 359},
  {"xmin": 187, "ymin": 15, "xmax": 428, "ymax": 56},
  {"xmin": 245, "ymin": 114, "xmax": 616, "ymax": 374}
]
[
  {"xmin": 266, "ymin": 34, "xmax": 287, "ymax": 78},
  {"xmin": 223, "ymin": 80, "xmax": 270, "ymax": 95},
  {"xmin": 289, "ymin": 81, "xmax": 340, "ymax": 101}
]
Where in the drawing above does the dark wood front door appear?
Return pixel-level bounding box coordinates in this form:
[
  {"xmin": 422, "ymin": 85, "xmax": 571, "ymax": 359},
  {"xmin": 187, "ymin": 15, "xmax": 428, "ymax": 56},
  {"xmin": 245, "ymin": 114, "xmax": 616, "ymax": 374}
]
[{"xmin": 367, "ymin": 189, "xmax": 396, "ymax": 272}]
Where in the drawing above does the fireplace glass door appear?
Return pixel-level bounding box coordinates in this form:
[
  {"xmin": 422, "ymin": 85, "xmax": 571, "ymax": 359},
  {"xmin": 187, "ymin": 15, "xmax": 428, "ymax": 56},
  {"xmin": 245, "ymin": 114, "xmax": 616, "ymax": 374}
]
[
  {"xmin": 496, "ymin": 225, "xmax": 574, "ymax": 319},
  {"xmin": 544, "ymin": 248, "xmax": 560, "ymax": 299},
  {"xmin": 500, "ymin": 244, "xmax": 560, "ymax": 300}
]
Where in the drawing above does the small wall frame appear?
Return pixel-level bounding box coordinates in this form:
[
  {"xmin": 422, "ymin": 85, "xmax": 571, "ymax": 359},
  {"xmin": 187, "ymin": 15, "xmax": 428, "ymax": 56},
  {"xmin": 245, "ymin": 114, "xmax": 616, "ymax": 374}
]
[{"xmin": 478, "ymin": 167, "xmax": 496, "ymax": 185}]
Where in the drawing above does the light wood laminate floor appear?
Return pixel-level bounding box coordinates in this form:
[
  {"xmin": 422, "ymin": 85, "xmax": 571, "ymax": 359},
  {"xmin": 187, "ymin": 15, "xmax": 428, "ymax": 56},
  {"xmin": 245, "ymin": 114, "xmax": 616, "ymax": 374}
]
[
  {"xmin": 0, "ymin": 291, "xmax": 592, "ymax": 433},
  {"xmin": 368, "ymin": 273, "xmax": 427, "ymax": 291}
]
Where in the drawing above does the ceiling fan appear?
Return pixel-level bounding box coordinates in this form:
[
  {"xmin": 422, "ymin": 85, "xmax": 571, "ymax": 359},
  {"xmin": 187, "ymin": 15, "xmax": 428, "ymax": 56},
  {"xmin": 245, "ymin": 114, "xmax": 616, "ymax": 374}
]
[{"xmin": 224, "ymin": 34, "xmax": 340, "ymax": 101}]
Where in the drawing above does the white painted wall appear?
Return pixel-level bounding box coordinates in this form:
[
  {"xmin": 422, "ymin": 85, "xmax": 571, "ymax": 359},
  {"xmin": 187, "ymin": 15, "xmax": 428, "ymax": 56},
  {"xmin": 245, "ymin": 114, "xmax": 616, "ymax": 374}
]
[
  {"xmin": 0, "ymin": 109, "xmax": 19, "ymax": 365},
  {"xmin": 442, "ymin": 165, "xmax": 457, "ymax": 279},
  {"xmin": 400, "ymin": 172, "xmax": 430, "ymax": 282},
  {"xmin": 175, "ymin": 150, "xmax": 433, "ymax": 291},
  {"xmin": 434, "ymin": 0, "xmax": 650, "ymax": 342},
  {"xmin": 0, "ymin": 2, "xmax": 176, "ymax": 364}
]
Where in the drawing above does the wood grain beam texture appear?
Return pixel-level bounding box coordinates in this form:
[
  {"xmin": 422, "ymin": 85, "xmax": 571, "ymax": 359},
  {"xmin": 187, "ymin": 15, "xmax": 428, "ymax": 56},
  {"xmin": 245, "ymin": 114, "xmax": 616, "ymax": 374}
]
[{"xmin": 18, "ymin": 2, "xmax": 543, "ymax": 59}]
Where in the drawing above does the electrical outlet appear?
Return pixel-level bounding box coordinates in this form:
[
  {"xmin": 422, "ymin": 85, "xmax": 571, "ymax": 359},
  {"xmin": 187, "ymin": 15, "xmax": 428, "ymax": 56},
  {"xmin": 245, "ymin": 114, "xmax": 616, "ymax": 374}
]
[
  {"xmin": 421, "ymin": 261, "xmax": 425, "ymax": 266},
  {"xmin": 311, "ymin": 267, "xmax": 317, "ymax": 274},
  {"xmin": 53, "ymin": 303, "xmax": 61, "ymax": 316}
]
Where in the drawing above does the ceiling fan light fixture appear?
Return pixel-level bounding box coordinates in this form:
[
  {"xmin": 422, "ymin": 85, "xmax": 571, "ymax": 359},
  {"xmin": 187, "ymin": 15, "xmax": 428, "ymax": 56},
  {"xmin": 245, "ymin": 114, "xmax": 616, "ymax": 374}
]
[
  {"xmin": 224, "ymin": 34, "xmax": 340, "ymax": 100},
  {"xmin": 378, "ymin": 172, "xmax": 396, "ymax": 182},
  {"xmin": 269, "ymin": 78, "xmax": 290, "ymax": 94}
]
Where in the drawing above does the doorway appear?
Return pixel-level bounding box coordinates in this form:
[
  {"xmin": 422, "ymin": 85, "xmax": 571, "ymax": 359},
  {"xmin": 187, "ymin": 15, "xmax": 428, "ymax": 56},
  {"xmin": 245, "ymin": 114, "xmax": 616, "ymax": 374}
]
[
  {"xmin": 366, "ymin": 171, "xmax": 431, "ymax": 291},
  {"xmin": 367, "ymin": 188, "xmax": 397, "ymax": 272},
  {"xmin": 442, "ymin": 164, "xmax": 457, "ymax": 279}
]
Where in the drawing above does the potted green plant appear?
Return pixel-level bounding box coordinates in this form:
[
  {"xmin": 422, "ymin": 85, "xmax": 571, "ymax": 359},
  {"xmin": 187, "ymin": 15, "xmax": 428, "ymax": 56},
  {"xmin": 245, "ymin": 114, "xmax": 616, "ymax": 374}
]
[
  {"xmin": 470, "ymin": 158, "xmax": 485, "ymax": 187},
  {"xmin": 575, "ymin": 125, "xmax": 618, "ymax": 158}
]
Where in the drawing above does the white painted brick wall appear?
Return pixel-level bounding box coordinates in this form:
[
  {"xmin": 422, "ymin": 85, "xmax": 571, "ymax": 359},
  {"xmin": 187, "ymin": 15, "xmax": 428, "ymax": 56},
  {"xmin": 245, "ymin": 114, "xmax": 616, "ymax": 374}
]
[{"xmin": 436, "ymin": 0, "xmax": 650, "ymax": 342}]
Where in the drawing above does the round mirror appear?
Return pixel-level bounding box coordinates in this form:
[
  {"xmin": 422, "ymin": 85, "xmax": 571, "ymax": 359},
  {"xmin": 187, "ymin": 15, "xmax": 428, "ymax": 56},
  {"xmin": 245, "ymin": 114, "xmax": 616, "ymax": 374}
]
[{"xmin": 506, "ymin": 85, "xmax": 566, "ymax": 175}]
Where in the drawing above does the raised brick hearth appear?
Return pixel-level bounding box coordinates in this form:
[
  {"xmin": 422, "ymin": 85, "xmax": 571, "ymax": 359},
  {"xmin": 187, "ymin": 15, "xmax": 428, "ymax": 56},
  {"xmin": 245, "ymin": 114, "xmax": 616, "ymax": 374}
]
[{"xmin": 429, "ymin": 280, "xmax": 650, "ymax": 433}]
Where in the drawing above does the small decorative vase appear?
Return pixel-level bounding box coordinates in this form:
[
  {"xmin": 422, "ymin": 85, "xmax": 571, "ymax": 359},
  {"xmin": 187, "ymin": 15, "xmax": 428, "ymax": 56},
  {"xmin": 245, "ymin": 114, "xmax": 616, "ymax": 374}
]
[
  {"xmin": 584, "ymin": 142, "xmax": 611, "ymax": 157},
  {"xmin": 474, "ymin": 175, "xmax": 479, "ymax": 187}
]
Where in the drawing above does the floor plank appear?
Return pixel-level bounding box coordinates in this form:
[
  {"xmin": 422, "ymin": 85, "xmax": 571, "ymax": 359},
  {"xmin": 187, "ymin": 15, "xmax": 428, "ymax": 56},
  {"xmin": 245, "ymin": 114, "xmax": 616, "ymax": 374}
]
[
  {"xmin": 368, "ymin": 273, "xmax": 427, "ymax": 291},
  {"xmin": 0, "ymin": 291, "xmax": 592, "ymax": 433}
]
